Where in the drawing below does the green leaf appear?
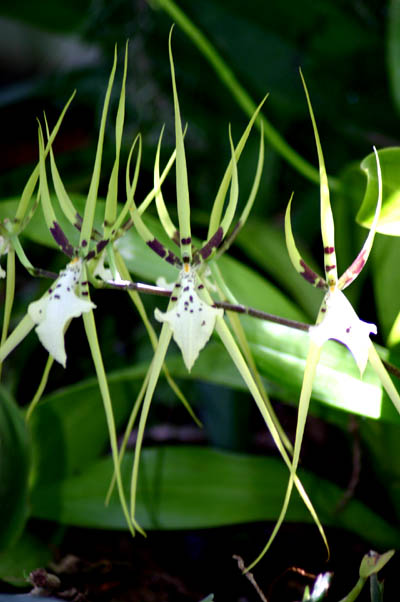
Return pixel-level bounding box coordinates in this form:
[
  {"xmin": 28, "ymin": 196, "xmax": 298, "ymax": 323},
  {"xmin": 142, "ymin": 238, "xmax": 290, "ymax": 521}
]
[
  {"xmin": 29, "ymin": 368, "xmax": 139, "ymax": 488},
  {"xmin": 371, "ymin": 234, "xmax": 400, "ymax": 343},
  {"xmin": 356, "ymin": 148, "xmax": 400, "ymax": 236},
  {"xmin": 30, "ymin": 446, "xmax": 400, "ymax": 550},
  {"xmin": 0, "ymin": 386, "xmax": 30, "ymax": 552}
]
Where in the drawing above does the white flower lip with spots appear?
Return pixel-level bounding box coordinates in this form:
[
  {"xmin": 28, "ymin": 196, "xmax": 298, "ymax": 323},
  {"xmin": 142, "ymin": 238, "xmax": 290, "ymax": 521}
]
[
  {"xmin": 155, "ymin": 266, "xmax": 223, "ymax": 371},
  {"xmin": 310, "ymin": 287, "xmax": 377, "ymax": 375},
  {"xmin": 28, "ymin": 257, "xmax": 96, "ymax": 367}
]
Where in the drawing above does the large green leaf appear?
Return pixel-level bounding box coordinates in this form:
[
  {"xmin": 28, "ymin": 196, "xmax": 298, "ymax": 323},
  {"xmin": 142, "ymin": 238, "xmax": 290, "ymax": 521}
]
[
  {"xmin": 0, "ymin": 386, "xmax": 30, "ymax": 552},
  {"xmin": 30, "ymin": 446, "xmax": 400, "ymax": 550},
  {"xmin": 356, "ymin": 148, "xmax": 400, "ymax": 236}
]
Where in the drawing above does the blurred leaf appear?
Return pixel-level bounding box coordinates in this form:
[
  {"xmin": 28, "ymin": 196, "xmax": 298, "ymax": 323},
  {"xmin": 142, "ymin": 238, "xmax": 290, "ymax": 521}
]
[
  {"xmin": 360, "ymin": 419, "xmax": 400, "ymax": 522},
  {"xmin": 0, "ymin": 531, "xmax": 52, "ymax": 587},
  {"xmin": 371, "ymin": 234, "xmax": 400, "ymax": 342},
  {"xmin": 29, "ymin": 367, "xmax": 140, "ymax": 488},
  {"xmin": 356, "ymin": 148, "xmax": 400, "ymax": 236},
  {"xmin": 0, "ymin": 386, "xmax": 30, "ymax": 552},
  {"xmin": 0, "ymin": 0, "xmax": 91, "ymax": 33},
  {"xmin": 388, "ymin": 0, "xmax": 400, "ymax": 114},
  {"xmin": 30, "ymin": 446, "xmax": 400, "ymax": 550}
]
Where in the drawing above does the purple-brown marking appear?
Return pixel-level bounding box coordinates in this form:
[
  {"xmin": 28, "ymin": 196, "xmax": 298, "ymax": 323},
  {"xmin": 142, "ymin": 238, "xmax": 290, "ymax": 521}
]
[
  {"xmin": 181, "ymin": 236, "xmax": 192, "ymax": 245},
  {"xmin": 96, "ymin": 239, "xmax": 108, "ymax": 254},
  {"xmin": 325, "ymin": 264, "xmax": 336, "ymax": 272},
  {"xmin": 165, "ymin": 250, "xmax": 181, "ymax": 266},
  {"xmin": 199, "ymin": 227, "xmax": 224, "ymax": 261},
  {"xmin": 340, "ymin": 249, "xmax": 367, "ymax": 286},
  {"xmin": 299, "ymin": 259, "xmax": 326, "ymax": 288},
  {"xmin": 85, "ymin": 250, "xmax": 95, "ymax": 261},
  {"xmin": 324, "ymin": 246, "xmax": 335, "ymax": 254},
  {"xmin": 50, "ymin": 222, "xmax": 74, "ymax": 258},
  {"xmin": 147, "ymin": 238, "xmax": 167, "ymax": 259}
]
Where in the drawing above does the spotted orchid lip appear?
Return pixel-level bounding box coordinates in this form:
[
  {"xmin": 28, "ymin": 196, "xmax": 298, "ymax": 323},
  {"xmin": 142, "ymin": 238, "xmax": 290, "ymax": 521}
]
[
  {"xmin": 28, "ymin": 258, "xmax": 96, "ymax": 367},
  {"xmin": 155, "ymin": 265, "xmax": 223, "ymax": 372}
]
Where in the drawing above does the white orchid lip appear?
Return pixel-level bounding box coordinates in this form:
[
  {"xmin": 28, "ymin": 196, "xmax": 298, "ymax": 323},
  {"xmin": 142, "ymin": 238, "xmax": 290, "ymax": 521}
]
[
  {"xmin": 310, "ymin": 287, "xmax": 376, "ymax": 375},
  {"xmin": 155, "ymin": 266, "xmax": 223, "ymax": 371},
  {"xmin": 28, "ymin": 257, "xmax": 96, "ymax": 367}
]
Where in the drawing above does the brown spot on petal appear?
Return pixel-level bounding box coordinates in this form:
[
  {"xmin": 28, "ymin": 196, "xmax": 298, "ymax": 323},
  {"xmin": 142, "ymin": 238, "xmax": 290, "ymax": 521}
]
[
  {"xmin": 324, "ymin": 246, "xmax": 335, "ymax": 254},
  {"xmin": 50, "ymin": 222, "xmax": 74, "ymax": 257},
  {"xmin": 148, "ymin": 238, "xmax": 166, "ymax": 258},
  {"xmin": 199, "ymin": 227, "xmax": 224, "ymax": 261},
  {"xmin": 299, "ymin": 259, "xmax": 326, "ymax": 288}
]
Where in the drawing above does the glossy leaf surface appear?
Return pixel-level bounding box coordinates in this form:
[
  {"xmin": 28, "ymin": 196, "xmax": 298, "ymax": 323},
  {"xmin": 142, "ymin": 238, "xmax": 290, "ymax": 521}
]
[{"xmin": 30, "ymin": 446, "xmax": 400, "ymax": 550}]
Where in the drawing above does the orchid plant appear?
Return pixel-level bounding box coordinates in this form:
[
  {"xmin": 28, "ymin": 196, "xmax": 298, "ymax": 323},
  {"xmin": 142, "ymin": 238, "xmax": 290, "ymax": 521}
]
[
  {"xmin": 4, "ymin": 33, "xmax": 398, "ymax": 570},
  {"xmin": 246, "ymin": 71, "xmax": 400, "ymax": 571}
]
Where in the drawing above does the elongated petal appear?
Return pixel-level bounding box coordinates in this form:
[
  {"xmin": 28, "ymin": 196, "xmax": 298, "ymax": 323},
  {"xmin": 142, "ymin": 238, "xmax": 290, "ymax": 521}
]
[
  {"xmin": 300, "ymin": 70, "xmax": 337, "ymax": 286},
  {"xmin": 310, "ymin": 288, "xmax": 376, "ymax": 375},
  {"xmin": 338, "ymin": 147, "xmax": 382, "ymax": 290},
  {"xmin": 28, "ymin": 258, "xmax": 95, "ymax": 367},
  {"xmin": 285, "ymin": 194, "xmax": 326, "ymax": 288},
  {"xmin": 155, "ymin": 268, "xmax": 223, "ymax": 371},
  {"xmin": 169, "ymin": 28, "xmax": 192, "ymax": 262}
]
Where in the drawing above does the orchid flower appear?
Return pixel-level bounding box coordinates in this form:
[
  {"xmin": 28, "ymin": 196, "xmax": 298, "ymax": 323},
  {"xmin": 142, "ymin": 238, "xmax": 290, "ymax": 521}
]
[
  {"xmin": 123, "ymin": 31, "xmax": 329, "ymax": 556},
  {"xmin": 246, "ymin": 71, "xmax": 400, "ymax": 571}
]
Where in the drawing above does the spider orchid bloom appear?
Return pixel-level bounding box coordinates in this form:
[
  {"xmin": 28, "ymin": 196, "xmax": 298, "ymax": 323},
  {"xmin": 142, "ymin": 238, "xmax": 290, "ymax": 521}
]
[
  {"xmin": 248, "ymin": 73, "xmax": 400, "ymax": 573},
  {"xmin": 27, "ymin": 257, "xmax": 95, "ymax": 367},
  {"xmin": 287, "ymin": 73, "xmax": 400, "ymax": 476}
]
